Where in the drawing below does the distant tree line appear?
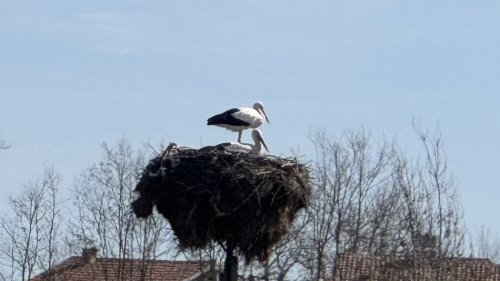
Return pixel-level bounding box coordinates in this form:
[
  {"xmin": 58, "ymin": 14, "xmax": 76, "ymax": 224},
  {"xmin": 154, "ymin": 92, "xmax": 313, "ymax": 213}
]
[
  {"xmin": 0, "ymin": 129, "xmax": 498, "ymax": 281},
  {"xmin": 0, "ymin": 140, "xmax": 175, "ymax": 281}
]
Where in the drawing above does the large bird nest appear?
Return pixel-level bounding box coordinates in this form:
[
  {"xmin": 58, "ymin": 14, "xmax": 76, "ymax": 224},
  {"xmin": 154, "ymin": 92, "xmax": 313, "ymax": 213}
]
[{"xmin": 131, "ymin": 143, "xmax": 310, "ymax": 262}]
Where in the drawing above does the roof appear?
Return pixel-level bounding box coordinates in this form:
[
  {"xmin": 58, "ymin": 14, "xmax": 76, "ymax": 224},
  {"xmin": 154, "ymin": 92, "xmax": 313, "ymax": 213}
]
[
  {"xmin": 30, "ymin": 256, "xmax": 215, "ymax": 281},
  {"xmin": 335, "ymin": 253, "xmax": 500, "ymax": 281}
]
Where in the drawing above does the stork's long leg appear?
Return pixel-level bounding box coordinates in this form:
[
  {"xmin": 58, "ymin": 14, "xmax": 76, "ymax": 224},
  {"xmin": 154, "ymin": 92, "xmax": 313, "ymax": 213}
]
[{"xmin": 237, "ymin": 131, "xmax": 242, "ymax": 143}]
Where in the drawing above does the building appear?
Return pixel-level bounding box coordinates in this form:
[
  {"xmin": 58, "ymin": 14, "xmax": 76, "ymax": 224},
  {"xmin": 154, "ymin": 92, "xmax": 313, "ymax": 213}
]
[
  {"xmin": 30, "ymin": 248, "xmax": 218, "ymax": 281},
  {"xmin": 334, "ymin": 253, "xmax": 500, "ymax": 281}
]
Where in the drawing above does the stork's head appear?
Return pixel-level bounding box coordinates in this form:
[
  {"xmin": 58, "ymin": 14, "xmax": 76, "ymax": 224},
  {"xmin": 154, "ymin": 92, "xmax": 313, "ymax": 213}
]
[
  {"xmin": 253, "ymin": 102, "xmax": 270, "ymax": 123},
  {"xmin": 252, "ymin": 129, "xmax": 269, "ymax": 153}
]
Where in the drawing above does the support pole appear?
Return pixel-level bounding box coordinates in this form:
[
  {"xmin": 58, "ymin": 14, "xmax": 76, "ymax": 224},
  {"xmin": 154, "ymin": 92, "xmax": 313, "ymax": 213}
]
[{"xmin": 224, "ymin": 241, "xmax": 238, "ymax": 281}]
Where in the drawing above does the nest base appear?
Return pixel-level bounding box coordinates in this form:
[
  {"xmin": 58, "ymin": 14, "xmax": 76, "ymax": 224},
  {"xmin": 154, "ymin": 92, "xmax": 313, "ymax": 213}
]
[{"xmin": 132, "ymin": 144, "xmax": 310, "ymax": 262}]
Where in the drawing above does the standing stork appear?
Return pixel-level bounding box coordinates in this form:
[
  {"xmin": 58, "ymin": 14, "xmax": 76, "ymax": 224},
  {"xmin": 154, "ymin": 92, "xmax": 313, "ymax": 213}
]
[
  {"xmin": 222, "ymin": 129, "xmax": 269, "ymax": 154},
  {"xmin": 207, "ymin": 102, "xmax": 270, "ymax": 143}
]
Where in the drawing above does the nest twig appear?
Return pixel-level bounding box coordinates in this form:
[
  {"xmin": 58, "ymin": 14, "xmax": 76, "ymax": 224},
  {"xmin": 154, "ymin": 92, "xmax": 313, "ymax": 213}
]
[{"xmin": 131, "ymin": 143, "xmax": 310, "ymax": 262}]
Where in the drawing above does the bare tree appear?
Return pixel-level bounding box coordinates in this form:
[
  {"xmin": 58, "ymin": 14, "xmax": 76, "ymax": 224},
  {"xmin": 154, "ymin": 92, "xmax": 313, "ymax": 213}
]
[
  {"xmin": 132, "ymin": 212, "xmax": 175, "ymax": 280},
  {"xmin": 0, "ymin": 129, "xmax": 465, "ymax": 281},
  {"xmin": 418, "ymin": 128, "xmax": 464, "ymax": 260},
  {"xmin": 299, "ymin": 130, "xmax": 396, "ymax": 281},
  {"xmin": 303, "ymin": 131, "xmax": 342, "ymax": 281},
  {"xmin": 68, "ymin": 138, "xmax": 174, "ymax": 280},
  {"xmin": 71, "ymin": 139, "xmax": 138, "ymax": 260},
  {"xmin": 239, "ymin": 213, "xmax": 309, "ymax": 281},
  {"xmin": 181, "ymin": 241, "xmax": 225, "ymax": 281},
  {"xmin": 0, "ymin": 167, "xmax": 62, "ymax": 281},
  {"xmin": 295, "ymin": 128, "xmax": 464, "ymax": 281},
  {"xmin": 470, "ymin": 225, "xmax": 500, "ymax": 263},
  {"xmin": 391, "ymin": 127, "xmax": 465, "ymax": 280}
]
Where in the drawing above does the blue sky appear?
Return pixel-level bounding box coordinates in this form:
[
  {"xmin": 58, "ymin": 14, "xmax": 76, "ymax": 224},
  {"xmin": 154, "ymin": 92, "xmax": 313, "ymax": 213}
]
[{"xmin": 1, "ymin": 0, "xmax": 500, "ymax": 234}]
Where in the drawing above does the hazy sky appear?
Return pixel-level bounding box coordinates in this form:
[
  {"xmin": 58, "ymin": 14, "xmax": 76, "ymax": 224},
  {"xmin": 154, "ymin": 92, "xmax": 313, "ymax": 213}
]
[{"xmin": 1, "ymin": 0, "xmax": 499, "ymax": 234}]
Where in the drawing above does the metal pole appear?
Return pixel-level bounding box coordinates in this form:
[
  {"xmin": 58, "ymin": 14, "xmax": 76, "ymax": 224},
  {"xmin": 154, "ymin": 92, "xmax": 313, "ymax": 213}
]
[{"xmin": 224, "ymin": 241, "xmax": 238, "ymax": 281}]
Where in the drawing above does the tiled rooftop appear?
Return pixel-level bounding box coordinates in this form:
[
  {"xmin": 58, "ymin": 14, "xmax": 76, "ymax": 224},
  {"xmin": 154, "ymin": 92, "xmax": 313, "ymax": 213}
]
[
  {"xmin": 335, "ymin": 253, "xmax": 500, "ymax": 281},
  {"xmin": 30, "ymin": 255, "xmax": 214, "ymax": 281}
]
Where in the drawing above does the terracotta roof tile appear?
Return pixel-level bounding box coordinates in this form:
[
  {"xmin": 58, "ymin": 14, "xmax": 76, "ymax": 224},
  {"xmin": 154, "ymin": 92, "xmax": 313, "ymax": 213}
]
[
  {"xmin": 334, "ymin": 253, "xmax": 500, "ymax": 281},
  {"xmin": 30, "ymin": 257, "xmax": 214, "ymax": 281}
]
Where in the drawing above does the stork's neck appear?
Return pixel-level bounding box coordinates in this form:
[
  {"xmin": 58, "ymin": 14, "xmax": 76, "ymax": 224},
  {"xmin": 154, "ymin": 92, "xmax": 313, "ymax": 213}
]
[{"xmin": 252, "ymin": 139, "xmax": 261, "ymax": 153}]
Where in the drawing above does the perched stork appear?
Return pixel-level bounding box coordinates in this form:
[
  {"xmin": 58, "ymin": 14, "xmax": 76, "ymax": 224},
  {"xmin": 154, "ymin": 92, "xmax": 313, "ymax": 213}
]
[
  {"xmin": 207, "ymin": 102, "xmax": 270, "ymax": 143},
  {"xmin": 222, "ymin": 129, "xmax": 269, "ymax": 154}
]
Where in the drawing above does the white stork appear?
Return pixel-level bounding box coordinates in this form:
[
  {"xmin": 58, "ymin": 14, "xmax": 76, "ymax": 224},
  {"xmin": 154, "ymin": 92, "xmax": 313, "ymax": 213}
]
[
  {"xmin": 207, "ymin": 102, "xmax": 270, "ymax": 143},
  {"xmin": 222, "ymin": 129, "xmax": 269, "ymax": 154}
]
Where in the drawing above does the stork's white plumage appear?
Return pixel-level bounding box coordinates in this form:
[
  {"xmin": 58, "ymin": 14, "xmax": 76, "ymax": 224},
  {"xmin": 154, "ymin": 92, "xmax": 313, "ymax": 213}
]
[
  {"xmin": 223, "ymin": 129, "xmax": 269, "ymax": 154},
  {"xmin": 207, "ymin": 102, "xmax": 270, "ymax": 143}
]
